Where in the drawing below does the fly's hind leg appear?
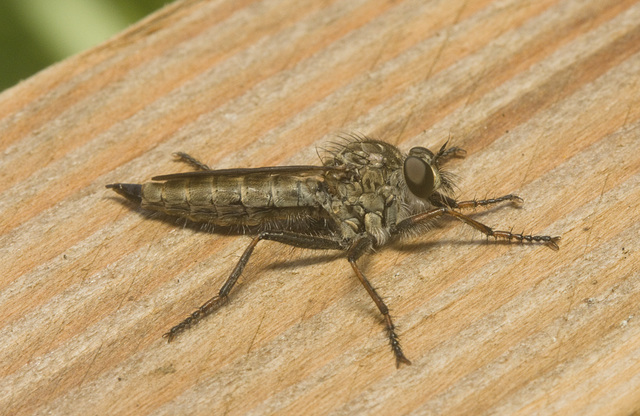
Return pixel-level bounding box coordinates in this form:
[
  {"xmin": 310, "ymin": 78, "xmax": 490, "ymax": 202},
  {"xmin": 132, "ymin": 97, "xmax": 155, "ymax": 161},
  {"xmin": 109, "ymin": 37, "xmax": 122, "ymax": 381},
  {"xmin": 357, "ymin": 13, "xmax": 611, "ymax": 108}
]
[
  {"xmin": 348, "ymin": 236, "xmax": 412, "ymax": 368},
  {"xmin": 164, "ymin": 231, "xmax": 347, "ymax": 342},
  {"xmin": 172, "ymin": 152, "xmax": 212, "ymax": 171}
]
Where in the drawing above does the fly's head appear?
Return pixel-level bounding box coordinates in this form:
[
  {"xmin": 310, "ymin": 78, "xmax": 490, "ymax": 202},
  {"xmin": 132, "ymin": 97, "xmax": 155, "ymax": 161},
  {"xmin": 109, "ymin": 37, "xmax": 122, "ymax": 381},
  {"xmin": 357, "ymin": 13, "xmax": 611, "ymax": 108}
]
[{"xmin": 400, "ymin": 142, "xmax": 460, "ymax": 211}]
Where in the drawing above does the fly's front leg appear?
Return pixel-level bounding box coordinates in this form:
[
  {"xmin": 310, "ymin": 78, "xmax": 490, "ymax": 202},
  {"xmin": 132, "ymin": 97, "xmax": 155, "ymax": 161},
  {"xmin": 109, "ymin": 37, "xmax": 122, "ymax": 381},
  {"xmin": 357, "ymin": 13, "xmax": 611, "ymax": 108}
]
[
  {"xmin": 164, "ymin": 231, "xmax": 346, "ymax": 342},
  {"xmin": 393, "ymin": 208, "xmax": 560, "ymax": 250},
  {"xmin": 431, "ymin": 193, "xmax": 523, "ymax": 210},
  {"xmin": 348, "ymin": 236, "xmax": 412, "ymax": 368},
  {"xmin": 173, "ymin": 151, "xmax": 212, "ymax": 171},
  {"xmin": 454, "ymin": 194, "xmax": 523, "ymax": 210}
]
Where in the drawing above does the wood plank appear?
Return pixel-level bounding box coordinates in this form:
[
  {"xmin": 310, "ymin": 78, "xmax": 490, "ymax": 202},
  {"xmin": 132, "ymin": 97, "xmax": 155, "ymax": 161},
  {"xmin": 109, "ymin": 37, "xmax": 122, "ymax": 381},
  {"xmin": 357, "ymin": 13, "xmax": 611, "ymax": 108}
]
[{"xmin": 1, "ymin": 0, "xmax": 639, "ymax": 414}]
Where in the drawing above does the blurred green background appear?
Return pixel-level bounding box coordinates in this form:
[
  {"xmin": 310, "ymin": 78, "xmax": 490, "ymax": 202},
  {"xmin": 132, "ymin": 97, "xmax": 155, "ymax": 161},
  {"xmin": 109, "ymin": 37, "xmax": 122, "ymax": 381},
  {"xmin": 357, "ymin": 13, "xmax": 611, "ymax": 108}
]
[{"xmin": 0, "ymin": 0, "xmax": 168, "ymax": 92}]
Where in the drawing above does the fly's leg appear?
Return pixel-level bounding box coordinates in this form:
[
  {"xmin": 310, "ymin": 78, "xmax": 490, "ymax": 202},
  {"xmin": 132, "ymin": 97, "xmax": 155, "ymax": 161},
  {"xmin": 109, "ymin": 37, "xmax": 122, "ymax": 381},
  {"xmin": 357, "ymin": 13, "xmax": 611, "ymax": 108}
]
[
  {"xmin": 435, "ymin": 145, "xmax": 466, "ymax": 162},
  {"xmin": 173, "ymin": 152, "xmax": 212, "ymax": 171},
  {"xmin": 348, "ymin": 236, "xmax": 412, "ymax": 368},
  {"xmin": 393, "ymin": 208, "xmax": 560, "ymax": 250},
  {"xmin": 454, "ymin": 194, "xmax": 524, "ymax": 209},
  {"xmin": 430, "ymin": 193, "xmax": 523, "ymax": 210},
  {"xmin": 164, "ymin": 231, "xmax": 346, "ymax": 342}
]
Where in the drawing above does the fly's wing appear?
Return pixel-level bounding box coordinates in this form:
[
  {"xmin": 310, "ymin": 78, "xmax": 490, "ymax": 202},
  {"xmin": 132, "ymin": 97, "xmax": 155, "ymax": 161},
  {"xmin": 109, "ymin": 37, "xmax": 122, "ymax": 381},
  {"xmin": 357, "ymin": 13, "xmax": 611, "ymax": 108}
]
[{"xmin": 151, "ymin": 165, "xmax": 345, "ymax": 181}]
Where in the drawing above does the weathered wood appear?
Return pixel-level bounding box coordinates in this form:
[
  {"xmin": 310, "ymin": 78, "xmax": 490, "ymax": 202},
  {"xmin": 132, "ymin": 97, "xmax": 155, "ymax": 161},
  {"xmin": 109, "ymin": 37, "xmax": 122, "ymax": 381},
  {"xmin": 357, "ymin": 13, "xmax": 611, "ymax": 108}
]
[{"xmin": 1, "ymin": 0, "xmax": 639, "ymax": 414}]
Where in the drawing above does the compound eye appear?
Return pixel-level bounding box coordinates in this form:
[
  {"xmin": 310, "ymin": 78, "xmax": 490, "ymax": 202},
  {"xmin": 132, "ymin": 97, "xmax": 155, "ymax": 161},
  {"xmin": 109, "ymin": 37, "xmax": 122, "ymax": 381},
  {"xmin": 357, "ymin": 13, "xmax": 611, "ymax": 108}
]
[{"xmin": 403, "ymin": 156, "xmax": 435, "ymax": 199}]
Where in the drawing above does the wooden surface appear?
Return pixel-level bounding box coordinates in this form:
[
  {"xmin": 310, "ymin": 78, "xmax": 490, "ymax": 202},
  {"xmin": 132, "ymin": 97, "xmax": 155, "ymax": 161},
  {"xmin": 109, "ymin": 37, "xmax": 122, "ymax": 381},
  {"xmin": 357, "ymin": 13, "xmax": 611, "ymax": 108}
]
[{"xmin": 1, "ymin": 0, "xmax": 639, "ymax": 414}]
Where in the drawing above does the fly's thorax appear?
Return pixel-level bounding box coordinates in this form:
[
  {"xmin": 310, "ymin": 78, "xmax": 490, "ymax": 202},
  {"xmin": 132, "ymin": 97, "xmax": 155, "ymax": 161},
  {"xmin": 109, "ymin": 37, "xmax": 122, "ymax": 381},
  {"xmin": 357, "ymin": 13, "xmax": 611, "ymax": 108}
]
[
  {"xmin": 325, "ymin": 138, "xmax": 405, "ymax": 171},
  {"xmin": 139, "ymin": 174, "xmax": 324, "ymax": 225},
  {"xmin": 326, "ymin": 161, "xmax": 404, "ymax": 245},
  {"xmin": 322, "ymin": 139, "xmax": 413, "ymax": 245}
]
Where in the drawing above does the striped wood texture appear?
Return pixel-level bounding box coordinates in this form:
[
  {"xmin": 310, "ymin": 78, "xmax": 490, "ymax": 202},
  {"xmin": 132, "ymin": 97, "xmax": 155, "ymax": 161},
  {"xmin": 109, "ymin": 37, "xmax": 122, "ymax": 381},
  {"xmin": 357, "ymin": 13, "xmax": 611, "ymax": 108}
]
[{"xmin": 1, "ymin": 0, "xmax": 639, "ymax": 415}]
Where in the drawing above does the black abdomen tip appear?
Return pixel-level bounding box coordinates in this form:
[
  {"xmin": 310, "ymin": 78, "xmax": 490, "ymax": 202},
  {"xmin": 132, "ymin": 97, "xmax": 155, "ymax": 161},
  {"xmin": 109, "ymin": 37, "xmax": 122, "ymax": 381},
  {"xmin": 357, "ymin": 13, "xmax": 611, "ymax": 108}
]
[{"xmin": 106, "ymin": 183, "xmax": 143, "ymax": 203}]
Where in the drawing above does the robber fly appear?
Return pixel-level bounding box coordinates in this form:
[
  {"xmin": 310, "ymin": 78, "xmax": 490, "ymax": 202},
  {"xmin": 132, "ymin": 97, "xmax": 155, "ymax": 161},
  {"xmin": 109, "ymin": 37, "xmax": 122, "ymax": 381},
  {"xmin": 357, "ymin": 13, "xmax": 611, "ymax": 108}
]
[{"xmin": 107, "ymin": 136, "xmax": 559, "ymax": 367}]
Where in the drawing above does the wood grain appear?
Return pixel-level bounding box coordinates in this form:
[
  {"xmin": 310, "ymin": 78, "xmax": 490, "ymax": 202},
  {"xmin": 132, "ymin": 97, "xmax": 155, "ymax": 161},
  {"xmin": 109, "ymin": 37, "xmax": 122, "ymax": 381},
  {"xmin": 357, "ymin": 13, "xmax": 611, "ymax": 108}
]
[{"xmin": 1, "ymin": 0, "xmax": 639, "ymax": 414}]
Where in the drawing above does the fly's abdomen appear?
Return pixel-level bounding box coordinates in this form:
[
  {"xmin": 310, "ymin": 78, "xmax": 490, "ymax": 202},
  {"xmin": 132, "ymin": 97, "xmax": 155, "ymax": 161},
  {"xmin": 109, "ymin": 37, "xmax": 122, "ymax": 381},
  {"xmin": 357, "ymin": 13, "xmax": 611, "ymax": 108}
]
[{"xmin": 140, "ymin": 175, "xmax": 323, "ymax": 226}]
